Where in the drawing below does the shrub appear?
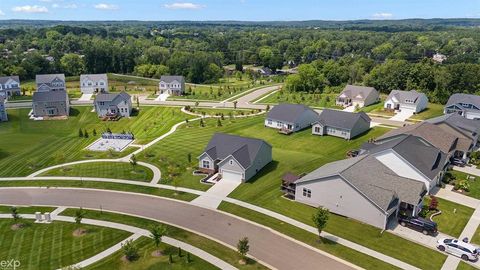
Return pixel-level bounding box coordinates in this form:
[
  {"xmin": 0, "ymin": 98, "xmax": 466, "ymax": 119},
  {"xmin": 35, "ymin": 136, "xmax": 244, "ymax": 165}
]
[
  {"xmin": 122, "ymin": 239, "xmax": 139, "ymax": 262},
  {"xmin": 455, "ymin": 180, "xmax": 470, "ymax": 192}
]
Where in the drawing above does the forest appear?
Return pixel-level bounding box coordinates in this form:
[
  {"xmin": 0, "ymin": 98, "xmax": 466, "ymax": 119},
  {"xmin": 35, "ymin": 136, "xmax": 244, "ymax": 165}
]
[{"xmin": 0, "ymin": 20, "xmax": 480, "ymax": 103}]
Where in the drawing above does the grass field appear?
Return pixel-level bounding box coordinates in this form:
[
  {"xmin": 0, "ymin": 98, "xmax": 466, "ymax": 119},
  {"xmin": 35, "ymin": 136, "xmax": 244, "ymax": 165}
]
[
  {"xmin": 41, "ymin": 162, "xmax": 154, "ymax": 182},
  {"xmin": 0, "ymin": 219, "xmax": 131, "ymax": 270},
  {"xmin": 0, "ymin": 106, "xmax": 191, "ymax": 177},
  {"xmin": 256, "ymin": 90, "xmax": 341, "ymax": 108},
  {"xmin": 449, "ymin": 170, "xmax": 480, "ymax": 200},
  {"xmin": 61, "ymin": 208, "xmax": 267, "ymax": 270},
  {"xmin": 457, "ymin": 262, "xmax": 477, "ymax": 270},
  {"xmin": 409, "ymin": 103, "xmax": 445, "ymax": 121},
  {"xmin": 85, "ymin": 236, "xmax": 217, "ymax": 270},
  {"xmin": 425, "ymin": 197, "xmax": 474, "ymax": 237},
  {"xmin": 470, "ymin": 226, "xmax": 480, "ymax": 245},
  {"xmin": 0, "ymin": 205, "xmax": 56, "ymax": 214}
]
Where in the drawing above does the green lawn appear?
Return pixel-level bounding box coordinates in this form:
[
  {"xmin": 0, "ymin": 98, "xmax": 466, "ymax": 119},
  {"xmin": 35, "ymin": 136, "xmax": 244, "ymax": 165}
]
[
  {"xmin": 218, "ymin": 202, "xmax": 401, "ymax": 270},
  {"xmin": 425, "ymin": 197, "xmax": 474, "ymax": 237},
  {"xmin": 450, "ymin": 170, "xmax": 480, "ymax": 200},
  {"xmin": 61, "ymin": 208, "xmax": 267, "ymax": 270},
  {"xmin": 470, "ymin": 225, "xmax": 480, "ymax": 245},
  {"xmin": 186, "ymin": 108, "xmax": 261, "ymax": 117},
  {"xmin": 0, "ymin": 106, "xmax": 191, "ymax": 177},
  {"xmin": 409, "ymin": 103, "xmax": 445, "ymax": 121},
  {"xmin": 0, "ymin": 205, "xmax": 56, "ymax": 214},
  {"xmin": 256, "ymin": 90, "xmax": 341, "ymax": 108},
  {"xmin": 41, "ymin": 162, "xmax": 154, "ymax": 182},
  {"xmin": 85, "ymin": 236, "xmax": 218, "ymax": 270},
  {"xmin": 457, "ymin": 262, "xmax": 477, "ymax": 270},
  {"xmin": 0, "ymin": 180, "xmax": 198, "ymax": 202},
  {"xmin": 0, "ymin": 219, "xmax": 131, "ymax": 270}
]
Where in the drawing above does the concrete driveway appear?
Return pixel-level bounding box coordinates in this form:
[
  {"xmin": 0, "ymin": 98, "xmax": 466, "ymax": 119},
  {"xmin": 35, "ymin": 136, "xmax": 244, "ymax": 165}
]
[
  {"xmin": 0, "ymin": 188, "xmax": 356, "ymax": 270},
  {"xmin": 191, "ymin": 180, "xmax": 241, "ymax": 209},
  {"xmin": 389, "ymin": 110, "xmax": 414, "ymax": 122}
]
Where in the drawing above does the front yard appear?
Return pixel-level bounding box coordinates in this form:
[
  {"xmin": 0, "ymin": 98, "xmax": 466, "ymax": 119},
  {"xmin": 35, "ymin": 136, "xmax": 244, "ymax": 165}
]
[
  {"xmin": 448, "ymin": 170, "xmax": 480, "ymax": 200},
  {"xmin": 424, "ymin": 196, "xmax": 474, "ymax": 237}
]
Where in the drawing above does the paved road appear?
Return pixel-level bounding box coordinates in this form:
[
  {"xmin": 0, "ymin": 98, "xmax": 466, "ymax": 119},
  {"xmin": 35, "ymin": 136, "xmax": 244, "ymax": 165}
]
[{"xmin": 0, "ymin": 188, "xmax": 355, "ymax": 270}]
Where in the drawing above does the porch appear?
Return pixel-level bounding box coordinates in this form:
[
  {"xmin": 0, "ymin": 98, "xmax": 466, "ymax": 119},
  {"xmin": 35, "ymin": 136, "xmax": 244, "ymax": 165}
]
[{"xmin": 280, "ymin": 172, "xmax": 302, "ymax": 199}]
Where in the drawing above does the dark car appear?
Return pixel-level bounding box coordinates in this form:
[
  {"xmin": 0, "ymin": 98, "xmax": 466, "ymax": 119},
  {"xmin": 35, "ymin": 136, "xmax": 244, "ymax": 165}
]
[
  {"xmin": 398, "ymin": 215, "xmax": 438, "ymax": 236},
  {"xmin": 451, "ymin": 158, "xmax": 466, "ymax": 167}
]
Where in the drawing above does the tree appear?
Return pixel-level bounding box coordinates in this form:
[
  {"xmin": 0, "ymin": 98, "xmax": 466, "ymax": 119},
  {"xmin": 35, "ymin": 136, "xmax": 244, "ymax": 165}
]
[
  {"xmin": 217, "ymin": 119, "xmax": 222, "ymax": 127},
  {"xmin": 149, "ymin": 225, "xmax": 167, "ymax": 252},
  {"xmin": 169, "ymin": 254, "xmax": 173, "ymax": 264},
  {"xmin": 312, "ymin": 207, "xmax": 329, "ymax": 241},
  {"xmin": 266, "ymin": 105, "xmax": 270, "ymax": 111},
  {"xmin": 122, "ymin": 239, "xmax": 139, "ymax": 262},
  {"xmin": 178, "ymin": 247, "xmax": 183, "ymax": 257},
  {"xmin": 130, "ymin": 154, "xmax": 137, "ymax": 169},
  {"xmin": 187, "ymin": 153, "xmax": 192, "ymax": 163},
  {"xmin": 74, "ymin": 207, "xmax": 85, "ymax": 225},
  {"xmin": 11, "ymin": 206, "xmax": 21, "ymax": 224},
  {"xmin": 60, "ymin": 53, "xmax": 85, "ymax": 76},
  {"xmin": 186, "ymin": 252, "xmax": 191, "ymax": 263},
  {"xmin": 237, "ymin": 237, "xmax": 250, "ymax": 264},
  {"xmin": 78, "ymin": 128, "xmax": 84, "ymax": 137},
  {"xmin": 200, "ymin": 118, "xmax": 205, "ymax": 127},
  {"xmin": 92, "ymin": 129, "xmax": 97, "ymax": 137},
  {"xmin": 84, "ymin": 129, "xmax": 89, "ymax": 138},
  {"xmin": 136, "ymin": 96, "xmax": 140, "ymax": 109}
]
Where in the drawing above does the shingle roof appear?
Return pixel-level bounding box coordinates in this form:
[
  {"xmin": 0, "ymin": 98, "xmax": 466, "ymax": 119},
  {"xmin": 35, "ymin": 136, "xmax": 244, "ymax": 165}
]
[
  {"xmin": 339, "ymin": 85, "xmax": 377, "ymax": 100},
  {"xmin": 387, "ymin": 90, "xmax": 425, "ymax": 104},
  {"xmin": 427, "ymin": 114, "xmax": 480, "ymax": 139},
  {"xmin": 315, "ymin": 109, "xmax": 371, "ymax": 130},
  {"xmin": 363, "ymin": 135, "xmax": 447, "ymax": 180},
  {"xmin": 377, "ymin": 122, "xmax": 457, "ymax": 154},
  {"xmin": 80, "ymin": 74, "xmax": 107, "ymax": 82},
  {"xmin": 0, "ymin": 76, "xmax": 19, "ymax": 85},
  {"xmin": 160, "ymin": 75, "xmax": 185, "ymax": 83},
  {"xmin": 445, "ymin": 93, "xmax": 480, "ymax": 109},
  {"xmin": 296, "ymin": 155, "xmax": 426, "ymax": 211},
  {"xmin": 203, "ymin": 133, "xmax": 270, "ymax": 169},
  {"xmin": 95, "ymin": 91, "xmax": 131, "ymax": 103},
  {"xmin": 35, "ymin": 74, "xmax": 65, "ymax": 84},
  {"xmin": 267, "ymin": 103, "xmax": 317, "ymax": 123},
  {"xmin": 32, "ymin": 90, "xmax": 68, "ymax": 102}
]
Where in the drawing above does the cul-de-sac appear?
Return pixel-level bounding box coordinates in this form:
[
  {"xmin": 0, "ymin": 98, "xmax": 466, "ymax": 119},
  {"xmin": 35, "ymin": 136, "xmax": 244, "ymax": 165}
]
[{"xmin": 1, "ymin": 2, "xmax": 480, "ymax": 270}]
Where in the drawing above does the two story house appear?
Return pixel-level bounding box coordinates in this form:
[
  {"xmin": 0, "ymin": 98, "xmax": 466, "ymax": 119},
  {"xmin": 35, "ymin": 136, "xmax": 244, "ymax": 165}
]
[
  {"xmin": 36, "ymin": 74, "xmax": 66, "ymax": 92},
  {"xmin": 94, "ymin": 92, "xmax": 132, "ymax": 118},
  {"xmin": 0, "ymin": 76, "xmax": 21, "ymax": 98},
  {"xmin": 80, "ymin": 74, "xmax": 108, "ymax": 94},
  {"xmin": 0, "ymin": 96, "xmax": 7, "ymax": 122},
  {"xmin": 384, "ymin": 90, "xmax": 428, "ymax": 113},
  {"xmin": 159, "ymin": 76, "xmax": 185, "ymax": 96},
  {"xmin": 444, "ymin": 93, "xmax": 480, "ymax": 120},
  {"xmin": 265, "ymin": 103, "xmax": 319, "ymax": 133},
  {"xmin": 32, "ymin": 90, "xmax": 70, "ymax": 117}
]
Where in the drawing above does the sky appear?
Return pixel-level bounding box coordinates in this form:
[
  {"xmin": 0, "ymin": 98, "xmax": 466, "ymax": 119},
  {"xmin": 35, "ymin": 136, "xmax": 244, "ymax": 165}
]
[{"xmin": 0, "ymin": 0, "xmax": 479, "ymax": 21}]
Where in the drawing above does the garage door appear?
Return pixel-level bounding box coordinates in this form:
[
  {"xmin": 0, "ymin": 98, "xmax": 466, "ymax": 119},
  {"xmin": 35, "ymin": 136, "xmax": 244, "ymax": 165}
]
[{"xmin": 222, "ymin": 170, "xmax": 243, "ymax": 183}]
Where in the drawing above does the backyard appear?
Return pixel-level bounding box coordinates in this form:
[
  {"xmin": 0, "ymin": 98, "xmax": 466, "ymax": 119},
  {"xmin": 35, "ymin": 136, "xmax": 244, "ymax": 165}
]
[
  {"xmin": 0, "ymin": 106, "xmax": 192, "ymax": 177},
  {"xmin": 254, "ymin": 90, "xmax": 341, "ymax": 108}
]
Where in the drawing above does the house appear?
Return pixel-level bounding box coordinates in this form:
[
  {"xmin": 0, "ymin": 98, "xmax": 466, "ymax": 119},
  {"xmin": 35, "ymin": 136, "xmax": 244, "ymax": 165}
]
[
  {"xmin": 0, "ymin": 76, "xmax": 21, "ymax": 98},
  {"xmin": 94, "ymin": 92, "xmax": 132, "ymax": 118},
  {"xmin": 80, "ymin": 74, "xmax": 108, "ymax": 94},
  {"xmin": 259, "ymin": 67, "xmax": 273, "ymax": 76},
  {"xmin": 444, "ymin": 93, "xmax": 480, "ymax": 120},
  {"xmin": 159, "ymin": 76, "xmax": 185, "ymax": 96},
  {"xmin": 293, "ymin": 155, "xmax": 427, "ymax": 229},
  {"xmin": 0, "ymin": 96, "xmax": 7, "ymax": 122},
  {"xmin": 265, "ymin": 103, "xmax": 319, "ymax": 133},
  {"xmin": 433, "ymin": 53, "xmax": 447, "ymax": 63},
  {"xmin": 384, "ymin": 90, "xmax": 428, "ymax": 113},
  {"xmin": 36, "ymin": 74, "xmax": 66, "ymax": 92},
  {"xmin": 335, "ymin": 85, "xmax": 379, "ymax": 108},
  {"xmin": 362, "ymin": 135, "xmax": 448, "ymax": 191},
  {"xmin": 198, "ymin": 133, "xmax": 272, "ymax": 183},
  {"xmin": 312, "ymin": 109, "xmax": 371, "ymax": 140},
  {"xmin": 32, "ymin": 90, "xmax": 70, "ymax": 117}
]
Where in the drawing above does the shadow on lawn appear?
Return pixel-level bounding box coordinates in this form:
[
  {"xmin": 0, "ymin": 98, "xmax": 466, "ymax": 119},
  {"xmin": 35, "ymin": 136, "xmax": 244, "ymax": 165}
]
[
  {"xmin": 244, "ymin": 160, "xmax": 279, "ymax": 184},
  {"xmin": 69, "ymin": 107, "xmax": 80, "ymax": 117}
]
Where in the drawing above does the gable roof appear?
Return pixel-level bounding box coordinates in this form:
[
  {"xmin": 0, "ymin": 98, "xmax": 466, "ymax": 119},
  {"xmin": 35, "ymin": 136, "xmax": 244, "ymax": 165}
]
[
  {"xmin": 202, "ymin": 133, "xmax": 270, "ymax": 169},
  {"xmin": 363, "ymin": 135, "xmax": 447, "ymax": 180},
  {"xmin": 36, "ymin": 74, "xmax": 65, "ymax": 84},
  {"xmin": 160, "ymin": 75, "xmax": 185, "ymax": 83},
  {"xmin": 296, "ymin": 155, "xmax": 426, "ymax": 212},
  {"xmin": 315, "ymin": 109, "xmax": 371, "ymax": 130},
  {"xmin": 386, "ymin": 90, "xmax": 425, "ymax": 104},
  {"xmin": 80, "ymin": 74, "xmax": 107, "ymax": 82},
  {"xmin": 0, "ymin": 76, "xmax": 19, "ymax": 85},
  {"xmin": 33, "ymin": 90, "xmax": 68, "ymax": 103},
  {"xmin": 377, "ymin": 122, "xmax": 457, "ymax": 154},
  {"xmin": 427, "ymin": 114, "xmax": 480, "ymax": 139},
  {"xmin": 95, "ymin": 91, "xmax": 131, "ymax": 103},
  {"xmin": 446, "ymin": 93, "xmax": 480, "ymax": 110},
  {"xmin": 339, "ymin": 85, "xmax": 377, "ymax": 100},
  {"xmin": 267, "ymin": 103, "xmax": 317, "ymax": 123}
]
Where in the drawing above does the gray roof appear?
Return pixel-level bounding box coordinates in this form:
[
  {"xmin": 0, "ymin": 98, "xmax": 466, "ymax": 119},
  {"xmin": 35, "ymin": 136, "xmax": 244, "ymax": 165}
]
[
  {"xmin": 296, "ymin": 155, "xmax": 426, "ymax": 212},
  {"xmin": 36, "ymin": 74, "xmax": 65, "ymax": 84},
  {"xmin": 80, "ymin": 74, "xmax": 107, "ymax": 82},
  {"xmin": 427, "ymin": 114, "xmax": 480, "ymax": 139},
  {"xmin": 315, "ymin": 109, "xmax": 371, "ymax": 130},
  {"xmin": 387, "ymin": 90, "xmax": 425, "ymax": 104},
  {"xmin": 362, "ymin": 135, "xmax": 447, "ymax": 180},
  {"xmin": 446, "ymin": 93, "xmax": 480, "ymax": 109},
  {"xmin": 267, "ymin": 103, "xmax": 317, "ymax": 123},
  {"xmin": 339, "ymin": 85, "xmax": 377, "ymax": 100},
  {"xmin": 203, "ymin": 133, "xmax": 270, "ymax": 169},
  {"xmin": 0, "ymin": 76, "xmax": 19, "ymax": 85},
  {"xmin": 95, "ymin": 91, "xmax": 131, "ymax": 103},
  {"xmin": 33, "ymin": 90, "xmax": 68, "ymax": 103},
  {"xmin": 160, "ymin": 75, "xmax": 185, "ymax": 83}
]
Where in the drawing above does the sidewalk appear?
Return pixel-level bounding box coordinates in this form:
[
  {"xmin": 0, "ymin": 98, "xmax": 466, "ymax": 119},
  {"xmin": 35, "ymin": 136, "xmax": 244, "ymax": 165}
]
[{"xmin": 191, "ymin": 180, "xmax": 241, "ymax": 209}]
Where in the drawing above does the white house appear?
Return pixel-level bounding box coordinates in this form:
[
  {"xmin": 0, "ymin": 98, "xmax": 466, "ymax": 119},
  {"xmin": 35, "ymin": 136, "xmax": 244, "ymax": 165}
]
[
  {"xmin": 80, "ymin": 74, "xmax": 108, "ymax": 94},
  {"xmin": 159, "ymin": 75, "xmax": 185, "ymax": 96},
  {"xmin": 384, "ymin": 90, "xmax": 428, "ymax": 113},
  {"xmin": 444, "ymin": 93, "xmax": 480, "ymax": 120},
  {"xmin": 265, "ymin": 103, "xmax": 319, "ymax": 133},
  {"xmin": 0, "ymin": 96, "xmax": 7, "ymax": 122},
  {"xmin": 0, "ymin": 76, "xmax": 21, "ymax": 98}
]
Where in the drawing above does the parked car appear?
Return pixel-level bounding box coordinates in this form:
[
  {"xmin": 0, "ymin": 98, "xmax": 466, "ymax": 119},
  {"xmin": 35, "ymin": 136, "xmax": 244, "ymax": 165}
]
[
  {"xmin": 437, "ymin": 238, "xmax": 479, "ymax": 261},
  {"xmin": 451, "ymin": 158, "xmax": 466, "ymax": 167},
  {"xmin": 398, "ymin": 215, "xmax": 438, "ymax": 235}
]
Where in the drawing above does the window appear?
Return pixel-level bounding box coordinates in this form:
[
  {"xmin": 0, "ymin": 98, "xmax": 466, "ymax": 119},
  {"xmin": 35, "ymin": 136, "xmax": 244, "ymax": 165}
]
[
  {"xmin": 202, "ymin": 160, "xmax": 210, "ymax": 168},
  {"xmin": 229, "ymin": 160, "xmax": 233, "ymax": 165},
  {"xmin": 267, "ymin": 119, "xmax": 272, "ymax": 125},
  {"xmin": 314, "ymin": 126, "xmax": 320, "ymax": 133},
  {"xmin": 277, "ymin": 121, "xmax": 283, "ymax": 127},
  {"xmin": 302, "ymin": 188, "xmax": 311, "ymax": 198}
]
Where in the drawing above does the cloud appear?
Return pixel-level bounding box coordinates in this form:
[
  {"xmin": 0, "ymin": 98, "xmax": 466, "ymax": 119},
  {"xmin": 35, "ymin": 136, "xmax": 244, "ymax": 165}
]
[
  {"xmin": 372, "ymin": 12, "xmax": 393, "ymax": 19},
  {"xmin": 0, "ymin": 10, "xmax": 4, "ymax": 16},
  {"xmin": 12, "ymin": 5, "xmax": 49, "ymax": 13},
  {"xmin": 53, "ymin": 3, "xmax": 78, "ymax": 9},
  {"xmin": 94, "ymin": 3, "xmax": 119, "ymax": 10},
  {"xmin": 164, "ymin": 2, "xmax": 205, "ymax": 10}
]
